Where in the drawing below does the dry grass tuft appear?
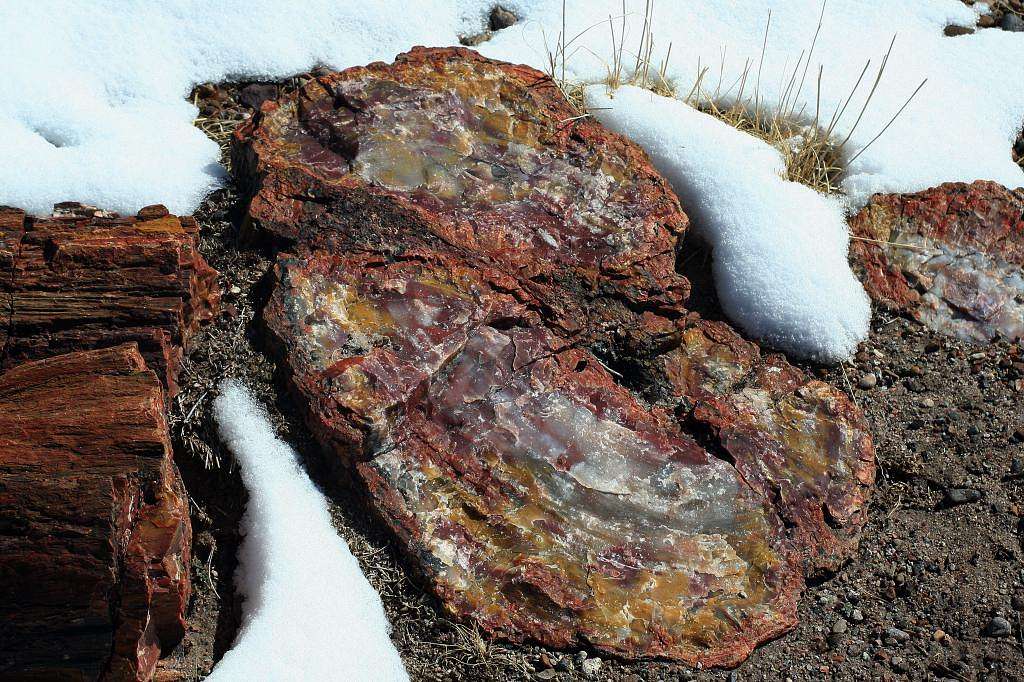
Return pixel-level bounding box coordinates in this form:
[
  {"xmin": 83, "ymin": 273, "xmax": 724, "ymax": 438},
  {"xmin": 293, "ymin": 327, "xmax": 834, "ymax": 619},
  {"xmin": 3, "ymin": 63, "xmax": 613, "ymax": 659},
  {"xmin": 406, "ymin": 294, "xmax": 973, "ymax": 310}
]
[
  {"xmin": 191, "ymin": 102, "xmax": 247, "ymax": 174},
  {"xmin": 546, "ymin": 0, "xmax": 927, "ymax": 195}
]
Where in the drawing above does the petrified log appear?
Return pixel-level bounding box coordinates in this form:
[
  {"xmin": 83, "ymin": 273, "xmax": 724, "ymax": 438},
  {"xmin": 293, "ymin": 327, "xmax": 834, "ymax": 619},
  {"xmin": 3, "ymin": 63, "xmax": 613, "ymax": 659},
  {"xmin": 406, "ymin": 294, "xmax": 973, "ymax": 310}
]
[
  {"xmin": 237, "ymin": 47, "xmax": 875, "ymax": 666},
  {"xmin": 0, "ymin": 202, "xmax": 220, "ymax": 394},
  {"xmin": 0, "ymin": 344, "xmax": 191, "ymax": 681},
  {"xmin": 849, "ymin": 180, "xmax": 1024, "ymax": 344}
]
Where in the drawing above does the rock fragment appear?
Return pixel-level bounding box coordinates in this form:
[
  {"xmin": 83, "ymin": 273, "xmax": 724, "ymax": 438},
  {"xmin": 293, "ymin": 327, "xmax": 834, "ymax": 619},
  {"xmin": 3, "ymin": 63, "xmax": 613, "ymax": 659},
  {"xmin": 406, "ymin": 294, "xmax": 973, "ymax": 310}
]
[
  {"xmin": 986, "ymin": 616, "xmax": 1013, "ymax": 637},
  {"xmin": 849, "ymin": 181, "xmax": 1024, "ymax": 345},
  {"xmin": 489, "ymin": 5, "xmax": 517, "ymax": 31},
  {"xmin": 660, "ymin": 321, "xmax": 875, "ymax": 573},
  {"xmin": 0, "ymin": 344, "xmax": 191, "ymax": 680},
  {"xmin": 0, "ymin": 202, "xmax": 220, "ymax": 394}
]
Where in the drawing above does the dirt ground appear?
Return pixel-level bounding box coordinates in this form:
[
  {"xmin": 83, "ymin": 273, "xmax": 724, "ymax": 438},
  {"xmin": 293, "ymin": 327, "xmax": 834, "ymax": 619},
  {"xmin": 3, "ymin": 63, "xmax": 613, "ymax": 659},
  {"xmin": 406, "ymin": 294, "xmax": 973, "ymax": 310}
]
[{"xmin": 156, "ymin": 67, "xmax": 1024, "ymax": 680}]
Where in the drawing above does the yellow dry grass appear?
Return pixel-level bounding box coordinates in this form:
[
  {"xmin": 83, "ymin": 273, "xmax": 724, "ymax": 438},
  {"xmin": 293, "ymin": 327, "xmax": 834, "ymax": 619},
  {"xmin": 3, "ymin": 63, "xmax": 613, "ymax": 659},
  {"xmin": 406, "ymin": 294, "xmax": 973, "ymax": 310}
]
[{"xmin": 543, "ymin": 0, "xmax": 927, "ymax": 196}]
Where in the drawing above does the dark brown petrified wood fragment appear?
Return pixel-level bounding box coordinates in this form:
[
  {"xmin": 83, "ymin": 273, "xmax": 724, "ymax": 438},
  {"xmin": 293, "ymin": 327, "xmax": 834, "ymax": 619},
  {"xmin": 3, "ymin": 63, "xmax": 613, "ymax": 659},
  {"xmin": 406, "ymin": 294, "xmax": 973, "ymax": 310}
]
[
  {"xmin": 849, "ymin": 180, "xmax": 1024, "ymax": 344},
  {"xmin": 0, "ymin": 344, "xmax": 191, "ymax": 681},
  {"xmin": 0, "ymin": 202, "xmax": 220, "ymax": 395},
  {"xmin": 237, "ymin": 46, "xmax": 876, "ymax": 666}
]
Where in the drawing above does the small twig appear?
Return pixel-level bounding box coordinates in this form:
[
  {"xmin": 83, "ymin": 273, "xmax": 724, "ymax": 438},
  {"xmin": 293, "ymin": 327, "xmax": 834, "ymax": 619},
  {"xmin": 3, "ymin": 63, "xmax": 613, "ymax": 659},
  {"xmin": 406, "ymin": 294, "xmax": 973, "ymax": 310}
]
[
  {"xmin": 849, "ymin": 235, "xmax": 933, "ymax": 252},
  {"xmin": 846, "ymin": 78, "xmax": 927, "ymax": 165},
  {"xmin": 183, "ymin": 389, "xmax": 210, "ymax": 424},
  {"xmin": 206, "ymin": 547, "xmax": 219, "ymax": 598}
]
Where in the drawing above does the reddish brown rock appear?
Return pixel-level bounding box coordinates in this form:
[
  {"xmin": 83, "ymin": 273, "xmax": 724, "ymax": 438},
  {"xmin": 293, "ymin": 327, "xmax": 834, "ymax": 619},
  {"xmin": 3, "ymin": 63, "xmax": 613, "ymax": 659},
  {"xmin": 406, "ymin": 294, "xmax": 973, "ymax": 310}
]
[
  {"xmin": 266, "ymin": 253, "xmax": 801, "ymax": 667},
  {"xmin": 240, "ymin": 47, "xmax": 875, "ymax": 665},
  {"xmin": 663, "ymin": 321, "xmax": 875, "ymax": 574},
  {"xmin": 0, "ymin": 202, "xmax": 220, "ymax": 394},
  {"xmin": 850, "ymin": 180, "xmax": 1024, "ymax": 344},
  {"xmin": 235, "ymin": 46, "xmax": 688, "ymax": 340},
  {"xmin": 0, "ymin": 344, "xmax": 191, "ymax": 681}
]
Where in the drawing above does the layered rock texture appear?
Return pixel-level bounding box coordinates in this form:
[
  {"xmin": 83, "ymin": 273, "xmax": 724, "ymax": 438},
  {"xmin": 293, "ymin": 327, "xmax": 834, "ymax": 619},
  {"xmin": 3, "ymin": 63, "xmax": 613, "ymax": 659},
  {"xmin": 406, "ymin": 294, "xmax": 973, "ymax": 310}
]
[
  {"xmin": 0, "ymin": 344, "xmax": 191, "ymax": 681},
  {"xmin": 0, "ymin": 203, "xmax": 211, "ymax": 678},
  {"xmin": 850, "ymin": 180, "xmax": 1024, "ymax": 344},
  {"xmin": 236, "ymin": 47, "xmax": 875, "ymax": 666},
  {"xmin": 0, "ymin": 202, "xmax": 220, "ymax": 394}
]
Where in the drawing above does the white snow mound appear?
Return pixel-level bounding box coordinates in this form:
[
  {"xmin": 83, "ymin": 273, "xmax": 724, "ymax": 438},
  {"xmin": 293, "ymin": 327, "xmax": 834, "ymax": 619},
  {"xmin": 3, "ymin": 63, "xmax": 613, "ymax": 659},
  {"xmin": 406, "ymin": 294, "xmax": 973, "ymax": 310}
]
[
  {"xmin": 4, "ymin": 2, "xmax": 1022, "ymax": 216},
  {"xmin": 588, "ymin": 85, "xmax": 871, "ymax": 361},
  {"xmin": 210, "ymin": 381, "xmax": 408, "ymax": 682},
  {"xmin": 483, "ymin": 0, "xmax": 1024, "ymax": 209}
]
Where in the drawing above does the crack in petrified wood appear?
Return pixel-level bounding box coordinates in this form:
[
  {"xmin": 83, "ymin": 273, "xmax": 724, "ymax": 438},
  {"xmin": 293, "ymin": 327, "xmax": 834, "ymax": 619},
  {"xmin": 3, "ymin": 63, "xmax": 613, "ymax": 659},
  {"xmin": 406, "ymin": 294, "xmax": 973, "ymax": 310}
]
[{"xmin": 237, "ymin": 46, "xmax": 875, "ymax": 666}]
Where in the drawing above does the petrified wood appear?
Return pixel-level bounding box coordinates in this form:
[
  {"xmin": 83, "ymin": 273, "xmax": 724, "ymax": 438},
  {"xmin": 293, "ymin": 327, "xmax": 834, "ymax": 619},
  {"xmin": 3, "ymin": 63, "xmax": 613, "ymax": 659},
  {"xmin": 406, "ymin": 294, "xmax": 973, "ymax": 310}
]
[
  {"xmin": 237, "ymin": 46, "xmax": 875, "ymax": 666},
  {"xmin": 0, "ymin": 202, "xmax": 220, "ymax": 394},
  {"xmin": 850, "ymin": 180, "xmax": 1024, "ymax": 344},
  {"xmin": 661, "ymin": 321, "xmax": 875, "ymax": 573},
  {"xmin": 0, "ymin": 344, "xmax": 191, "ymax": 681}
]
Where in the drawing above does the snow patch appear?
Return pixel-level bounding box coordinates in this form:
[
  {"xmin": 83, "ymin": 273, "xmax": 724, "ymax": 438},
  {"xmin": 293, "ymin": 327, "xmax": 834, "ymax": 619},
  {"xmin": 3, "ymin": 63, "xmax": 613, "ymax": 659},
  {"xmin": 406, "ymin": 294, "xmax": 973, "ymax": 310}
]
[
  {"xmin": 4, "ymin": 2, "xmax": 1021, "ymax": 216},
  {"xmin": 210, "ymin": 381, "xmax": 408, "ymax": 682},
  {"xmin": 481, "ymin": 0, "xmax": 1024, "ymax": 209},
  {"xmin": 3, "ymin": 1, "xmax": 1022, "ymax": 359},
  {"xmin": 587, "ymin": 86, "xmax": 870, "ymax": 361}
]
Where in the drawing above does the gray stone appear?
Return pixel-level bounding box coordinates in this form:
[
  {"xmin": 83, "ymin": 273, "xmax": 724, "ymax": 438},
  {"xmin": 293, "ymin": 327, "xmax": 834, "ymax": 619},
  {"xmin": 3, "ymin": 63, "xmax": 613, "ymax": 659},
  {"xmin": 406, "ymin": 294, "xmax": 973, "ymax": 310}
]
[
  {"xmin": 945, "ymin": 488, "xmax": 982, "ymax": 506},
  {"xmin": 885, "ymin": 626, "xmax": 911, "ymax": 643},
  {"xmin": 986, "ymin": 616, "xmax": 1012, "ymax": 637},
  {"xmin": 1001, "ymin": 13, "xmax": 1024, "ymax": 32},
  {"xmin": 581, "ymin": 657, "xmax": 603, "ymax": 677}
]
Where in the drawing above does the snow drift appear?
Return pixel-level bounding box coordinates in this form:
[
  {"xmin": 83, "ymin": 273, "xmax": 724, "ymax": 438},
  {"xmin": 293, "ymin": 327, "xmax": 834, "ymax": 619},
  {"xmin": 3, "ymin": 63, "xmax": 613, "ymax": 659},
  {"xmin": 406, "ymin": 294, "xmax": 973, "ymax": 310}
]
[
  {"xmin": 210, "ymin": 381, "xmax": 408, "ymax": 682},
  {"xmin": 588, "ymin": 85, "xmax": 871, "ymax": 361},
  {"xmin": 2, "ymin": 0, "xmax": 1021, "ymax": 359}
]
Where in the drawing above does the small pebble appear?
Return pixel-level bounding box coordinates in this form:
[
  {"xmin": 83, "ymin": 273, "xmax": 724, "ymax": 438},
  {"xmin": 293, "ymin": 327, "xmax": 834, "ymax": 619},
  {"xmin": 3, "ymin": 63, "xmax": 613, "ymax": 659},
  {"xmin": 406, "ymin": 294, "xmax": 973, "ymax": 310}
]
[
  {"xmin": 489, "ymin": 5, "xmax": 518, "ymax": 31},
  {"xmin": 1001, "ymin": 13, "xmax": 1024, "ymax": 32},
  {"xmin": 535, "ymin": 668, "xmax": 557, "ymax": 680},
  {"xmin": 858, "ymin": 373, "xmax": 878, "ymax": 389},
  {"xmin": 885, "ymin": 626, "xmax": 911, "ymax": 643},
  {"xmin": 944, "ymin": 488, "xmax": 982, "ymax": 506},
  {"xmin": 906, "ymin": 378, "xmax": 926, "ymax": 393},
  {"xmin": 985, "ymin": 616, "xmax": 1012, "ymax": 638},
  {"xmin": 581, "ymin": 657, "xmax": 603, "ymax": 677},
  {"xmin": 851, "ymin": 608, "xmax": 864, "ymax": 623},
  {"xmin": 832, "ymin": 619, "xmax": 849, "ymax": 635}
]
